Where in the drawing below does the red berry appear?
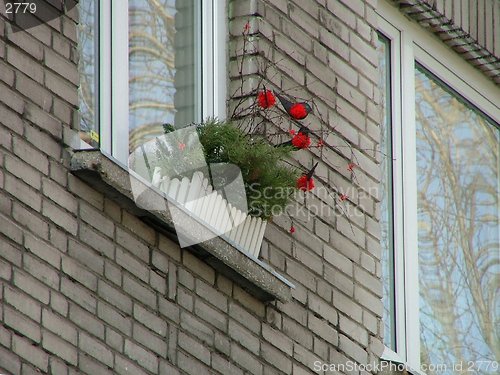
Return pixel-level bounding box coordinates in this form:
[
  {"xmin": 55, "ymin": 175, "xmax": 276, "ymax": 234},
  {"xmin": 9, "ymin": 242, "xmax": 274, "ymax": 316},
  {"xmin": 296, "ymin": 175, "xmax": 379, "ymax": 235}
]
[
  {"xmin": 297, "ymin": 175, "xmax": 315, "ymax": 191},
  {"xmin": 257, "ymin": 90, "xmax": 276, "ymax": 109},
  {"xmin": 289, "ymin": 226, "xmax": 296, "ymax": 234},
  {"xmin": 290, "ymin": 103, "xmax": 308, "ymax": 119},
  {"xmin": 291, "ymin": 132, "xmax": 311, "ymax": 149}
]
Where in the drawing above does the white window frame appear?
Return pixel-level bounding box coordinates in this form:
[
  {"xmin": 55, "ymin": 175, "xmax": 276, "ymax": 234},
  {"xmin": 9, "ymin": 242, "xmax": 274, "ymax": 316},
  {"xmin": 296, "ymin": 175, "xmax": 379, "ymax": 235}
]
[
  {"xmin": 377, "ymin": 1, "xmax": 500, "ymax": 373},
  {"xmin": 97, "ymin": 0, "xmax": 227, "ymax": 165}
]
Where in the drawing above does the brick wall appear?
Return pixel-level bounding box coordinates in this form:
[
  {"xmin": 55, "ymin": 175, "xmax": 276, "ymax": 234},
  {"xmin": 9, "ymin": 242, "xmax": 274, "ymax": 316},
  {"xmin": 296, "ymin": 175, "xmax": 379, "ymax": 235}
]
[{"xmin": 0, "ymin": 0, "xmax": 384, "ymax": 374}]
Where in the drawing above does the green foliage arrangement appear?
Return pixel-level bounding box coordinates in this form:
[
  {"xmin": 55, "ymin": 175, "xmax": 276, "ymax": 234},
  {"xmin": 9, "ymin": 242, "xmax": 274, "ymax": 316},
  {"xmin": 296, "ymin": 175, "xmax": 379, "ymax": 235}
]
[{"xmin": 195, "ymin": 119, "xmax": 299, "ymax": 219}]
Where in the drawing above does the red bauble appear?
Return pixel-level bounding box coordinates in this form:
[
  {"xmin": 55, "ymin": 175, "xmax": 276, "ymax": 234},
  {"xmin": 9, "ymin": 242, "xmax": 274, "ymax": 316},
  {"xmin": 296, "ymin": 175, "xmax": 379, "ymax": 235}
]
[
  {"xmin": 257, "ymin": 90, "xmax": 276, "ymax": 109},
  {"xmin": 291, "ymin": 132, "xmax": 311, "ymax": 149},
  {"xmin": 297, "ymin": 175, "xmax": 315, "ymax": 191},
  {"xmin": 289, "ymin": 103, "xmax": 308, "ymax": 119}
]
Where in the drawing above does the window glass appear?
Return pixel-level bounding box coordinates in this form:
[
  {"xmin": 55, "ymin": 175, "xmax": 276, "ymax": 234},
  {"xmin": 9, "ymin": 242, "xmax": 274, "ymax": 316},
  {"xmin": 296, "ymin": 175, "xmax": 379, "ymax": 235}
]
[
  {"xmin": 77, "ymin": 0, "xmax": 99, "ymax": 147},
  {"xmin": 128, "ymin": 0, "xmax": 200, "ymax": 154},
  {"xmin": 415, "ymin": 65, "xmax": 500, "ymax": 373},
  {"xmin": 377, "ymin": 33, "xmax": 397, "ymax": 351}
]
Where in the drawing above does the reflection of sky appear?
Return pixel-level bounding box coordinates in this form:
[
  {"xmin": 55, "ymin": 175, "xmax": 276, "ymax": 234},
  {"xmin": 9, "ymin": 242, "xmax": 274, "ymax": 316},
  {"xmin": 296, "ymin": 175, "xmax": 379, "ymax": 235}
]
[{"xmin": 416, "ymin": 66, "xmax": 499, "ymax": 374}]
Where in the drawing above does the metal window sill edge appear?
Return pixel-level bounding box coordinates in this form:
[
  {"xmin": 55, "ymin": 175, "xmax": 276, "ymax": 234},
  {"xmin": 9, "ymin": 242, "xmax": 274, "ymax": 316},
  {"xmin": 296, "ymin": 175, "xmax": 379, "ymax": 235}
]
[{"xmin": 69, "ymin": 149, "xmax": 294, "ymax": 303}]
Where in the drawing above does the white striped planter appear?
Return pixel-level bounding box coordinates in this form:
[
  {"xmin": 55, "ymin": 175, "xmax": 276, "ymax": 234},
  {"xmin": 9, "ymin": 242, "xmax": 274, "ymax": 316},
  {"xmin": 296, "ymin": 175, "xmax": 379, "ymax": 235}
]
[{"xmin": 151, "ymin": 167, "xmax": 266, "ymax": 258}]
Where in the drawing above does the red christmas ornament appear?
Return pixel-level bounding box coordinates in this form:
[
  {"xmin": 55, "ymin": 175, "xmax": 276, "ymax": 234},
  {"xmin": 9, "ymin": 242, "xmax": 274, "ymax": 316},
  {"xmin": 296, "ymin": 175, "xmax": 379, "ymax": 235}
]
[
  {"xmin": 289, "ymin": 103, "xmax": 308, "ymax": 119},
  {"xmin": 289, "ymin": 225, "xmax": 296, "ymax": 234},
  {"xmin": 291, "ymin": 132, "xmax": 311, "ymax": 149},
  {"xmin": 257, "ymin": 90, "xmax": 276, "ymax": 109},
  {"xmin": 297, "ymin": 175, "xmax": 315, "ymax": 191}
]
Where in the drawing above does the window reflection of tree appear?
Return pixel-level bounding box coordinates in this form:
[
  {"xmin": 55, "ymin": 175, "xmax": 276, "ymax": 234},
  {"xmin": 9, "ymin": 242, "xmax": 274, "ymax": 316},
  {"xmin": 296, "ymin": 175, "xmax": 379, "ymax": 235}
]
[
  {"xmin": 77, "ymin": 0, "xmax": 97, "ymax": 146},
  {"xmin": 416, "ymin": 67, "xmax": 499, "ymax": 374}
]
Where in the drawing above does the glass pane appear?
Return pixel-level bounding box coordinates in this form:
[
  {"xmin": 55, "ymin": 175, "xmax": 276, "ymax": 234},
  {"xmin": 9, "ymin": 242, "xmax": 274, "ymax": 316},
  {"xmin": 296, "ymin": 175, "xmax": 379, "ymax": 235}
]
[
  {"xmin": 377, "ymin": 33, "xmax": 397, "ymax": 351},
  {"xmin": 129, "ymin": 0, "xmax": 199, "ymax": 155},
  {"xmin": 77, "ymin": 0, "xmax": 99, "ymax": 147},
  {"xmin": 416, "ymin": 65, "xmax": 500, "ymax": 374}
]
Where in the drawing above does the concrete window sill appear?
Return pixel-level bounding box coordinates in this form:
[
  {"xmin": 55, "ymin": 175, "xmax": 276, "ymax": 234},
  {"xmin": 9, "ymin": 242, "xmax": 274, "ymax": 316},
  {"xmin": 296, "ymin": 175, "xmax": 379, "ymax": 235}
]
[{"xmin": 70, "ymin": 150, "xmax": 294, "ymax": 302}]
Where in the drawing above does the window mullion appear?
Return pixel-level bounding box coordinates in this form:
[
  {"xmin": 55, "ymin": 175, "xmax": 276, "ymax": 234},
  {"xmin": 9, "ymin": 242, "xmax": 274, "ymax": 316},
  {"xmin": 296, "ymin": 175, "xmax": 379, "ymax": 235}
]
[
  {"xmin": 399, "ymin": 29, "xmax": 420, "ymax": 371},
  {"xmin": 99, "ymin": 0, "xmax": 112, "ymax": 154},
  {"xmin": 110, "ymin": 0, "xmax": 130, "ymax": 164}
]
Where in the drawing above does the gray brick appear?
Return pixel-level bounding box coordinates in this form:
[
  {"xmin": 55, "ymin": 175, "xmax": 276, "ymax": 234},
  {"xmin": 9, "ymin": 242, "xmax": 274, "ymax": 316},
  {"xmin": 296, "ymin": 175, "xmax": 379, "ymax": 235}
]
[
  {"xmin": 261, "ymin": 342, "xmax": 292, "ymax": 374},
  {"xmin": 24, "ymin": 234, "xmax": 61, "ymax": 269},
  {"xmin": 45, "ymin": 70, "xmax": 78, "ymax": 106},
  {"xmin": 324, "ymin": 264, "xmax": 354, "ymax": 297},
  {"xmin": 68, "ymin": 238, "xmax": 104, "ymax": 274},
  {"xmin": 231, "ymin": 344, "xmax": 263, "ymax": 375},
  {"xmin": 133, "ymin": 304, "xmax": 167, "ymax": 336},
  {"xmin": 121, "ymin": 211, "xmax": 156, "ymax": 245},
  {"xmin": 42, "ymin": 309, "xmax": 77, "ymax": 345},
  {"xmin": 13, "ymin": 270, "xmax": 50, "ymax": 304},
  {"xmin": 0, "ymin": 345, "xmax": 21, "ymax": 375},
  {"xmin": 115, "ymin": 355, "xmax": 149, "ymax": 375},
  {"xmin": 229, "ymin": 301, "xmax": 260, "ymax": 334},
  {"xmin": 42, "ymin": 199, "xmax": 77, "ymax": 235},
  {"xmin": 0, "ymin": 81, "xmax": 25, "ymax": 113},
  {"xmin": 283, "ymin": 316, "xmax": 313, "ymax": 349},
  {"xmin": 7, "ymin": 46, "xmax": 43, "ymax": 83},
  {"xmin": 151, "ymin": 248, "xmax": 169, "ymax": 274},
  {"xmin": 212, "ymin": 353, "xmax": 244, "ymax": 375},
  {"xmin": 42, "ymin": 177, "xmax": 76, "ymax": 212},
  {"xmin": 45, "ymin": 48, "xmax": 78, "ymax": 84},
  {"xmin": 338, "ymin": 333, "xmax": 368, "ymax": 364},
  {"xmin": 159, "ymin": 360, "xmax": 180, "ymax": 375},
  {"xmin": 61, "ymin": 277, "xmax": 97, "ymax": 313},
  {"xmin": 49, "ymin": 357, "xmax": 70, "ymax": 375},
  {"xmin": 15, "ymin": 73, "xmax": 52, "ymax": 111},
  {"xmin": 132, "ymin": 323, "xmax": 167, "ymax": 357},
  {"xmin": 68, "ymin": 175, "xmax": 104, "ymax": 209},
  {"xmin": 307, "ymin": 293, "xmax": 338, "ymax": 325},
  {"xmin": 105, "ymin": 260, "xmax": 122, "ymax": 285},
  {"xmin": 98, "ymin": 301, "xmax": 132, "ymax": 336},
  {"xmin": 150, "ymin": 269, "xmax": 166, "ymax": 294},
  {"xmin": 4, "ymin": 285, "xmax": 42, "ymax": 322},
  {"xmin": 62, "ymin": 256, "xmax": 97, "ymax": 291},
  {"xmin": 7, "ymin": 28, "xmax": 43, "ymax": 60},
  {"xmin": 195, "ymin": 299, "xmax": 227, "ymax": 332},
  {"xmin": 0, "ymin": 322, "xmax": 12, "ymax": 347},
  {"xmin": 24, "ymin": 254, "xmax": 59, "ymax": 289},
  {"xmin": 354, "ymin": 285, "xmax": 383, "ymax": 317},
  {"xmin": 228, "ymin": 320, "xmax": 259, "ymax": 355},
  {"xmin": 50, "ymin": 291, "xmax": 69, "ymax": 317},
  {"xmin": 307, "ymin": 313, "xmax": 338, "ymax": 346},
  {"xmin": 106, "ymin": 326, "xmax": 124, "ymax": 352},
  {"xmin": 79, "ymin": 332, "xmax": 114, "ymax": 367},
  {"xmin": 182, "ymin": 252, "xmax": 215, "ymax": 284},
  {"xmin": 180, "ymin": 311, "xmax": 214, "ymax": 345},
  {"xmin": 233, "ymin": 286, "xmax": 265, "ymax": 317},
  {"xmin": 0, "ymin": 258, "xmax": 12, "ymax": 280},
  {"xmin": 168, "ymin": 262, "xmax": 177, "ymax": 301},
  {"xmin": 262, "ymin": 324, "xmax": 293, "ymax": 356},
  {"xmin": 42, "ymin": 330, "xmax": 78, "ymax": 365},
  {"xmin": 13, "ymin": 136, "xmax": 49, "ymax": 174},
  {"xmin": 5, "ymin": 173, "xmax": 41, "ymax": 211},
  {"xmin": 158, "ymin": 234, "xmax": 181, "ymax": 262},
  {"xmin": 158, "ymin": 297, "xmax": 180, "ymax": 324},
  {"xmin": 338, "ymin": 313, "xmax": 368, "ymax": 347},
  {"xmin": 79, "ymin": 355, "xmax": 114, "ymax": 375},
  {"xmin": 69, "ymin": 303, "xmax": 105, "ymax": 339},
  {"xmin": 12, "ymin": 334, "xmax": 48, "ymax": 371},
  {"xmin": 116, "ymin": 246, "xmax": 149, "ymax": 283},
  {"xmin": 178, "ymin": 331, "xmax": 211, "ymax": 365},
  {"xmin": 79, "ymin": 201, "xmax": 114, "ymax": 238},
  {"xmin": 0, "ymin": 213, "xmax": 24, "ymax": 244},
  {"xmin": 293, "ymin": 344, "xmax": 322, "ymax": 372},
  {"xmin": 0, "ymin": 60, "xmax": 15, "ymax": 86},
  {"xmin": 4, "ymin": 305, "xmax": 41, "ymax": 342},
  {"xmin": 116, "ymin": 227, "xmax": 149, "ymax": 262},
  {"xmin": 123, "ymin": 275, "xmax": 156, "ymax": 308},
  {"xmin": 124, "ymin": 339, "xmax": 158, "ymax": 373},
  {"xmin": 98, "ymin": 280, "xmax": 132, "ymax": 314},
  {"xmin": 79, "ymin": 224, "xmax": 115, "ymax": 259},
  {"xmin": 195, "ymin": 279, "xmax": 227, "ymax": 312}
]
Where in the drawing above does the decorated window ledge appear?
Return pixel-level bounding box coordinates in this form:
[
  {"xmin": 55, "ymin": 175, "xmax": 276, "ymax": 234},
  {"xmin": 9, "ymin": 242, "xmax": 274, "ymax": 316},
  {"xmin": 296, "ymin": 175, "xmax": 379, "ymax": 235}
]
[{"xmin": 69, "ymin": 150, "xmax": 294, "ymax": 302}]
